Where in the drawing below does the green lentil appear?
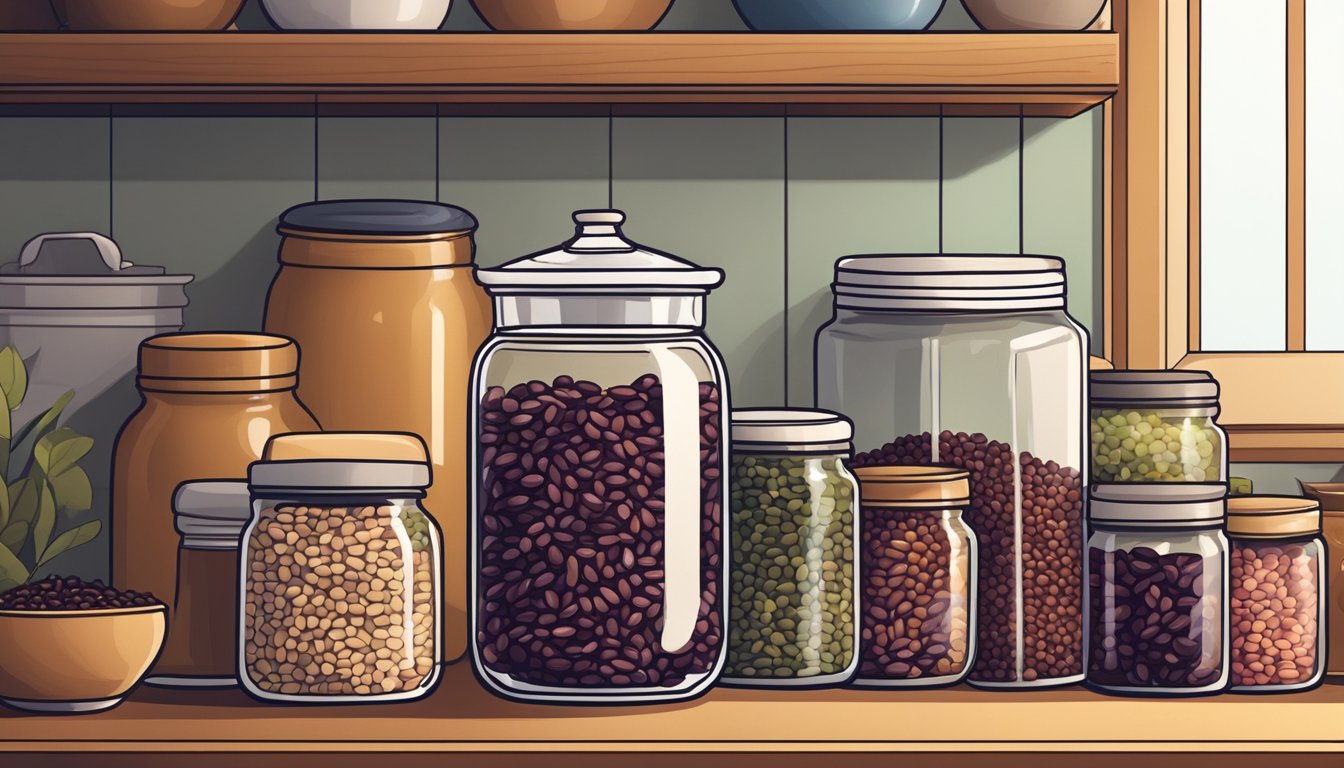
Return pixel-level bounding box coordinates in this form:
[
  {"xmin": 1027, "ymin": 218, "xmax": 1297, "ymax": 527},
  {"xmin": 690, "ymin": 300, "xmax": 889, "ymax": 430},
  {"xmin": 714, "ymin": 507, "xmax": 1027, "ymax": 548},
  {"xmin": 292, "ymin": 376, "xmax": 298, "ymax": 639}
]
[
  {"xmin": 725, "ymin": 454, "xmax": 856, "ymax": 682},
  {"xmin": 1089, "ymin": 409, "xmax": 1222, "ymax": 482}
]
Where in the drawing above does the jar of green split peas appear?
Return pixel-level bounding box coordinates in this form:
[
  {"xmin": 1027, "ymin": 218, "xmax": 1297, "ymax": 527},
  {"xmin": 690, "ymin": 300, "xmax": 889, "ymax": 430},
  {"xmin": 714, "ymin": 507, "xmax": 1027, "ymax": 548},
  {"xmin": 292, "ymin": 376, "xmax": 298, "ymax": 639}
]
[{"xmin": 1089, "ymin": 370, "xmax": 1226, "ymax": 483}]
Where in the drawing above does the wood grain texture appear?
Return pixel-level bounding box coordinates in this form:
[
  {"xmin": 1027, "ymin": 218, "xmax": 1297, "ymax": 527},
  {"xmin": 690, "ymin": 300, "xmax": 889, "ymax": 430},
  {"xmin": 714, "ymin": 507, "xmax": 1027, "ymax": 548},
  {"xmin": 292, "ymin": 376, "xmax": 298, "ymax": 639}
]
[
  {"xmin": 0, "ymin": 32, "xmax": 1117, "ymax": 110},
  {"xmin": 3, "ymin": 665, "xmax": 1344, "ymax": 762}
]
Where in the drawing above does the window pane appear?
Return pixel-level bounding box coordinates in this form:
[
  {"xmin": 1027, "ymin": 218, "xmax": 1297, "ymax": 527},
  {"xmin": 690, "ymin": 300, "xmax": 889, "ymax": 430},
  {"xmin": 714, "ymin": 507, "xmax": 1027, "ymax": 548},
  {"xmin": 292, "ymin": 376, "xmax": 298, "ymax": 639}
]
[
  {"xmin": 1305, "ymin": 0, "xmax": 1344, "ymax": 349},
  {"xmin": 1200, "ymin": 0, "xmax": 1287, "ymax": 351}
]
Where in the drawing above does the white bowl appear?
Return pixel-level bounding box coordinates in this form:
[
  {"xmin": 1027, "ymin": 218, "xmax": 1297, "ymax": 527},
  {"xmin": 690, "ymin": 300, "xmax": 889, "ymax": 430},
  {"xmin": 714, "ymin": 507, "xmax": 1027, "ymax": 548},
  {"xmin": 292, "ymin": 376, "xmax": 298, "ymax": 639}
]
[{"xmin": 260, "ymin": 0, "xmax": 452, "ymax": 30}]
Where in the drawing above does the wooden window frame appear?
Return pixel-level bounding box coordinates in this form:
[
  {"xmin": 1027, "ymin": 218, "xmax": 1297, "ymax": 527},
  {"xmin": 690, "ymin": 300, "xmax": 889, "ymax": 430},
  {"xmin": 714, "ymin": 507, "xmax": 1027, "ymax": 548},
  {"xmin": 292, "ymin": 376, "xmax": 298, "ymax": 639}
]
[{"xmin": 1107, "ymin": 0, "xmax": 1336, "ymax": 461}]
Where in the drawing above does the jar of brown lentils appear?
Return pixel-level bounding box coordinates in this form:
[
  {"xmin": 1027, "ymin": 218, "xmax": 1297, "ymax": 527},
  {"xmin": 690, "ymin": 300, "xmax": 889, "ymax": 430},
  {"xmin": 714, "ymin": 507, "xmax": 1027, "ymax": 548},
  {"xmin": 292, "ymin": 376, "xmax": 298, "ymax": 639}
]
[{"xmin": 241, "ymin": 432, "xmax": 442, "ymax": 703}]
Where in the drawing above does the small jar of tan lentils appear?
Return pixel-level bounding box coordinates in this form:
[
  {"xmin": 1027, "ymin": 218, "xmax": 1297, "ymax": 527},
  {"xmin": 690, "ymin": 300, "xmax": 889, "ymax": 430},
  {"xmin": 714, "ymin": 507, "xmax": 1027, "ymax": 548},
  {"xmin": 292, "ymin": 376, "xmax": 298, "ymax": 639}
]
[
  {"xmin": 242, "ymin": 432, "xmax": 442, "ymax": 703},
  {"xmin": 1227, "ymin": 496, "xmax": 1326, "ymax": 693},
  {"xmin": 850, "ymin": 465, "xmax": 977, "ymax": 687}
]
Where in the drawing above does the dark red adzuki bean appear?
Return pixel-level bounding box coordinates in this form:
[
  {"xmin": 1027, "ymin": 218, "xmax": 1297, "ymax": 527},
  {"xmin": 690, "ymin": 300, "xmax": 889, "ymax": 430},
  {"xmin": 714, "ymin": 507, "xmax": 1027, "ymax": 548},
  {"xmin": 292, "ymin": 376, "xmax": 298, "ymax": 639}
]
[
  {"xmin": 852, "ymin": 431, "xmax": 1085, "ymax": 683},
  {"xmin": 476, "ymin": 374, "xmax": 723, "ymax": 689},
  {"xmin": 0, "ymin": 576, "xmax": 162, "ymax": 610},
  {"xmin": 1088, "ymin": 546, "xmax": 1224, "ymax": 689}
]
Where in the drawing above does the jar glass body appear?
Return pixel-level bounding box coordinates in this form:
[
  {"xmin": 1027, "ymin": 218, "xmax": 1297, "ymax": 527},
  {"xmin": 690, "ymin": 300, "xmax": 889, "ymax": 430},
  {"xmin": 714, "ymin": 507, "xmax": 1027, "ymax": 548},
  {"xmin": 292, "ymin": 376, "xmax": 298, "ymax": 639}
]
[
  {"xmin": 113, "ymin": 389, "xmax": 319, "ymax": 649},
  {"xmin": 150, "ymin": 544, "xmax": 240, "ymax": 686},
  {"xmin": 724, "ymin": 451, "xmax": 857, "ymax": 686},
  {"xmin": 1090, "ymin": 406, "xmax": 1227, "ymax": 483},
  {"xmin": 470, "ymin": 328, "xmax": 728, "ymax": 703},
  {"xmin": 853, "ymin": 502, "xmax": 976, "ymax": 687},
  {"xmin": 1086, "ymin": 524, "xmax": 1229, "ymax": 695},
  {"xmin": 817, "ymin": 307, "xmax": 1087, "ymax": 687},
  {"xmin": 240, "ymin": 494, "xmax": 443, "ymax": 703},
  {"xmin": 1229, "ymin": 534, "xmax": 1325, "ymax": 692}
]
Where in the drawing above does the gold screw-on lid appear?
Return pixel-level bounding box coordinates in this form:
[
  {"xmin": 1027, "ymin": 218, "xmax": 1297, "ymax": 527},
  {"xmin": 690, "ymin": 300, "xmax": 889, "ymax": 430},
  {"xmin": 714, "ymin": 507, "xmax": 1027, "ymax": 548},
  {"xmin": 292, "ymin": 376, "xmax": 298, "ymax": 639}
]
[
  {"xmin": 1226, "ymin": 495, "xmax": 1321, "ymax": 537},
  {"xmin": 852, "ymin": 465, "xmax": 970, "ymax": 507}
]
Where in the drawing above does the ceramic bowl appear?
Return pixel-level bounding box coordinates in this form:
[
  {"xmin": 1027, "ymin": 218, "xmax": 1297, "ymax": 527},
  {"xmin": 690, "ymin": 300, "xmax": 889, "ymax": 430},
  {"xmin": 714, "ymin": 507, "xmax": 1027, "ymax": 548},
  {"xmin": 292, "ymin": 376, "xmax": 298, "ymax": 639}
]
[
  {"xmin": 469, "ymin": 0, "xmax": 672, "ymax": 31},
  {"xmin": 961, "ymin": 0, "xmax": 1107, "ymax": 31},
  {"xmin": 0, "ymin": 604, "xmax": 167, "ymax": 713},
  {"xmin": 50, "ymin": 0, "xmax": 246, "ymax": 30},
  {"xmin": 731, "ymin": 0, "xmax": 945, "ymax": 31},
  {"xmin": 260, "ymin": 0, "xmax": 453, "ymax": 30},
  {"xmin": 0, "ymin": 1, "xmax": 60, "ymax": 30}
]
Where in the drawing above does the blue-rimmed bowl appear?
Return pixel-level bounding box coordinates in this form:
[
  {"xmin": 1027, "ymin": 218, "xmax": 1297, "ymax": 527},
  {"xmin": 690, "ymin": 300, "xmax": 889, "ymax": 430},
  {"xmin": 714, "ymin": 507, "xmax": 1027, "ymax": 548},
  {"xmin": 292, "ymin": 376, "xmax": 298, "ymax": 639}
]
[{"xmin": 731, "ymin": 0, "xmax": 946, "ymax": 31}]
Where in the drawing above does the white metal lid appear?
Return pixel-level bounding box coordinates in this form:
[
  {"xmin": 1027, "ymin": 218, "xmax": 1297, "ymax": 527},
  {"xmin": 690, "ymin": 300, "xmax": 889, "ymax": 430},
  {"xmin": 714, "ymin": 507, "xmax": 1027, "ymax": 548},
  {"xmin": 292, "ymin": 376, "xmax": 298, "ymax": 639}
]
[
  {"xmin": 731, "ymin": 409, "xmax": 854, "ymax": 453},
  {"xmin": 249, "ymin": 432, "xmax": 431, "ymax": 492},
  {"xmin": 477, "ymin": 210, "xmax": 724, "ymax": 295},
  {"xmin": 173, "ymin": 481, "xmax": 251, "ymax": 547},
  {"xmin": 0, "ymin": 232, "xmax": 193, "ymax": 312},
  {"xmin": 1091, "ymin": 369, "xmax": 1220, "ymax": 409},
  {"xmin": 832, "ymin": 254, "xmax": 1066, "ymax": 311},
  {"xmin": 1090, "ymin": 483, "xmax": 1227, "ymax": 526}
]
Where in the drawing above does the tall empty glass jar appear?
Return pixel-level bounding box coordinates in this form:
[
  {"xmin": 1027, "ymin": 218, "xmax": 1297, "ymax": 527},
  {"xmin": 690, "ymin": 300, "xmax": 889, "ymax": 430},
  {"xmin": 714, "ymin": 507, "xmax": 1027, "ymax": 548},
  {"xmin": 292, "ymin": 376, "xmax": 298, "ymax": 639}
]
[
  {"xmin": 818, "ymin": 255, "xmax": 1087, "ymax": 688},
  {"xmin": 724, "ymin": 409, "xmax": 857, "ymax": 687},
  {"xmin": 470, "ymin": 210, "xmax": 728, "ymax": 703}
]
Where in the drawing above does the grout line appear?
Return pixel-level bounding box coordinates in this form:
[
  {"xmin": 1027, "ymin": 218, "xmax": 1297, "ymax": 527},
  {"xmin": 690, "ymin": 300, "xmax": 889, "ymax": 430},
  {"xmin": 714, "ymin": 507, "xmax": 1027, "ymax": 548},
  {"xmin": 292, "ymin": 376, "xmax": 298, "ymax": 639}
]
[
  {"xmin": 107, "ymin": 106, "xmax": 114, "ymax": 239},
  {"xmin": 435, "ymin": 104, "xmax": 441, "ymax": 203},
  {"xmin": 783, "ymin": 108, "xmax": 790, "ymax": 406},
  {"xmin": 1019, "ymin": 104, "xmax": 1026, "ymax": 256},
  {"xmin": 312, "ymin": 98, "xmax": 319, "ymax": 202},
  {"xmin": 607, "ymin": 106, "xmax": 614, "ymax": 209},
  {"xmin": 938, "ymin": 106, "xmax": 944, "ymax": 254}
]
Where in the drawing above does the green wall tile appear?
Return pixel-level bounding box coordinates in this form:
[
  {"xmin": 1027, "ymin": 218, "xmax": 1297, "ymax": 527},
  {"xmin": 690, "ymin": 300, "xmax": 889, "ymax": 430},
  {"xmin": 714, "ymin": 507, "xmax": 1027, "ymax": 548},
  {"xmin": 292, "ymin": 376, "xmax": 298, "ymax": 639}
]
[
  {"xmin": 942, "ymin": 116, "xmax": 1020, "ymax": 253},
  {"xmin": 438, "ymin": 117, "xmax": 608, "ymax": 266},
  {"xmin": 786, "ymin": 117, "xmax": 940, "ymax": 407},
  {"xmin": 1024, "ymin": 107, "xmax": 1104, "ymax": 352},
  {"xmin": 112, "ymin": 116, "xmax": 313, "ymax": 331},
  {"xmin": 612, "ymin": 117, "xmax": 786, "ymax": 408},
  {"xmin": 318, "ymin": 116, "xmax": 438, "ymax": 201},
  {"xmin": 0, "ymin": 116, "xmax": 110, "ymax": 259}
]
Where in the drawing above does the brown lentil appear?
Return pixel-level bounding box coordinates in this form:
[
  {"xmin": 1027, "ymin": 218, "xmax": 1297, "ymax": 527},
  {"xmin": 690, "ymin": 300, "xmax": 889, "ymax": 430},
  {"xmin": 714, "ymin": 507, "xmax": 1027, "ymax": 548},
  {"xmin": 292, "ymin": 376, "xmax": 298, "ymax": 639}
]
[{"xmin": 1230, "ymin": 541, "xmax": 1320, "ymax": 688}]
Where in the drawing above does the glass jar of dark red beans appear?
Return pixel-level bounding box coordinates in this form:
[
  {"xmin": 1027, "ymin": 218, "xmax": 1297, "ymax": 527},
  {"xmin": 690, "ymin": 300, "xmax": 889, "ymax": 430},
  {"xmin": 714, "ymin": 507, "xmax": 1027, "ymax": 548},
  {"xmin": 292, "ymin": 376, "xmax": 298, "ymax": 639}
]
[
  {"xmin": 817, "ymin": 255, "xmax": 1088, "ymax": 688},
  {"xmin": 1087, "ymin": 484, "xmax": 1229, "ymax": 696},
  {"xmin": 470, "ymin": 210, "xmax": 729, "ymax": 703}
]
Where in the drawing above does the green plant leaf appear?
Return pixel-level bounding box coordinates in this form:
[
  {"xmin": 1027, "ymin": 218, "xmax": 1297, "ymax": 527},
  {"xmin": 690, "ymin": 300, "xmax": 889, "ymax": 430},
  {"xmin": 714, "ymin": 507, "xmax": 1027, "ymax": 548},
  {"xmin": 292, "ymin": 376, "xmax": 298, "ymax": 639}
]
[
  {"xmin": 9, "ymin": 475, "xmax": 40, "ymax": 527},
  {"xmin": 50, "ymin": 467, "xmax": 92, "ymax": 515},
  {"xmin": 0, "ymin": 520, "xmax": 27, "ymax": 553},
  {"xmin": 0, "ymin": 347, "xmax": 28, "ymax": 413},
  {"xmin": 0, "ymin": 542, "xmax": 28, "ymax": 586},
  {"xmin": 32, "ymin": 483, "xmax": 54, "ymax": 561},
  {"xmin": 37, "ymin": 520, "xmax": 100, "ymax": 568},
  {"xmin": 0, "ymin": 405, "xmax": 10, "ymax": 442},
  {"xmin": 35, "ymin": 429, "xmax": 94, "ymax": 477},
  {"xmin": 0, "ymin": 578, "xmax": 18, "ymax": 593},
  {"xmin": 0, "ymin": 474, "xmax": 10, "ymax": 532},
  {"xmin": 11, "ymin": 390, "xmax": 73, "ymax": 466}
]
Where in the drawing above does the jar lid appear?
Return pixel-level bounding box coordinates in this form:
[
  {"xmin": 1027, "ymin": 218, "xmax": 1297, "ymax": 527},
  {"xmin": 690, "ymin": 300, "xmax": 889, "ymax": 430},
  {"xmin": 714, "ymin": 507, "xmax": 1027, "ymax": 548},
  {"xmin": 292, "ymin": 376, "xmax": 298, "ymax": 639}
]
[
  {"xmin": 1091, "ymin": 369, "xmax": 1220, "ymax": 408},
  {"xmin": 852, "ymin": 465, "xmax": 970, "ymax": 507},
  {"xmin": 1227, "ymin": 495, "xmax": 1321, "ymax": 537},
  {"xmin": 278, "ymin": 200, "xmax": 477, "ymax": 238},
  {"xmin": 477, "ymin": 210, "xmax": 724, "ymax": 295},
  {"xmin": 1296, "ymin": 480, "xmax": 1344, "ymax": 514},
  {"xmin": 731, "ymin": 409, "xmax": 853, "ymax": 453},
  {"xmin": 250, "ymin": 432, "xmax": 431, "ymax": 492},
  {"xmin": 832, "ymin": 255, "xmax": 1066, "ymax": 312},
  {"xmin": 173, "ymin": 481, "xmax": 251, "ymax": 547},
  {"xmin": 138, "ymin": 333, "xmax": 299, "ymax": 393},
  {"xmin": 1090, "ymin": 483, "xmax": 1227, "ymax": 525}
]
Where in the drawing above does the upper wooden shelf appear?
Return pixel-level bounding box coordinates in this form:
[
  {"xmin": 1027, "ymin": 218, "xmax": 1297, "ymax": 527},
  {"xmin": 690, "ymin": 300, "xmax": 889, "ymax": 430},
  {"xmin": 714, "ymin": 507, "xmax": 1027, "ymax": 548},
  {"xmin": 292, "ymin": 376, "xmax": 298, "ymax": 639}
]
[
  {"xmin": 3, "ymin": 664, "xmax": 1343, "ymax": 768},
  {"xmin": 0, "ymin": 32, "xmax": 1118, "ymax": 115}
]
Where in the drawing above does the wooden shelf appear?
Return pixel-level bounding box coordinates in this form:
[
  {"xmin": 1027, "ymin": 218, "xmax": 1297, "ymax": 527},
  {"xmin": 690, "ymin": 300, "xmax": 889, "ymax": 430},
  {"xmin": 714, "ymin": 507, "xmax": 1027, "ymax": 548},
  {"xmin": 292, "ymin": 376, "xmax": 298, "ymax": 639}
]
[
  {"xmin": 0, "ymin": 32, "xmax": 1117, "ymax": 115},
  {"xmin": 3, "ymin": 663, "xmax": 1344, "ymax": 767}
]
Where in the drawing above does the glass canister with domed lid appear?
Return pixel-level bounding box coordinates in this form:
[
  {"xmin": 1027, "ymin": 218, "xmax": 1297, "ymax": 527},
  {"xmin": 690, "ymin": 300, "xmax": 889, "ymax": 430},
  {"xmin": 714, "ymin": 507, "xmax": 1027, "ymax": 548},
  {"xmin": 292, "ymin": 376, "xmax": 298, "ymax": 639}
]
[{"xmin": 470, "ymin": 209, "xmax": 729, "ymax": 704}]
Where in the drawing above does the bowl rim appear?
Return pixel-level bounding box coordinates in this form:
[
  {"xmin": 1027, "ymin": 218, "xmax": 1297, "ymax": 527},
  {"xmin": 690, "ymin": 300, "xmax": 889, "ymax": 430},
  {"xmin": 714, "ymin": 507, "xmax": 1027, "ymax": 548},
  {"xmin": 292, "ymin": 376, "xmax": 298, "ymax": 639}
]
[{"xmin": 0, "ymin": 603, "xmax": 166, "ymax": 619}]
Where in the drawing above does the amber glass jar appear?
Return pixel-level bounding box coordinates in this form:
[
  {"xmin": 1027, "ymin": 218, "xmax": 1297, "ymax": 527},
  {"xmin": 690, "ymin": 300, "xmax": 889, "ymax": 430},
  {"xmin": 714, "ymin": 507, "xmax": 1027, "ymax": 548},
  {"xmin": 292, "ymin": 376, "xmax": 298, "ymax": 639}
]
[
  {"xmin": 147, "ymin": 481, "xmax": 251, "ymax": 688},
  {"xmin": 265, "ymin": 200, "xmax": 491, "ymax": 663},
  {"xmin": 112, "ymin": 332, "xmax": 319, "ymax": 678}
]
